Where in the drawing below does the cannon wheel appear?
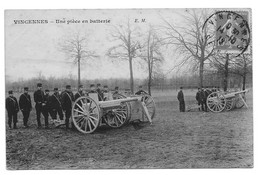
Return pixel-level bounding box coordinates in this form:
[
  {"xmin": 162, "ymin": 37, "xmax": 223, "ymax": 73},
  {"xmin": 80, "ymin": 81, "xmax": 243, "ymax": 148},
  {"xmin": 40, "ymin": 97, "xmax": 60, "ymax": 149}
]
[
  {"xmin": 235, "ymin": 93, "xmax": 246, "ymax": 109},
  {"xmin": 207, "ymin": 92, "xmax": 226, "ymax": 113},
  {"xmin": 72, "ymin": 96, "xmax": 101, "ymax": 134},
  {"xmin": 141, "ymin": 94, "xmax": 156, "ymax": 121},
  {"xmin": 225, "ymin": 97, "xmax": 234, "ymax": 111},
  {"xmin": 103, "ymin": 93, "xmax": 131, "ymax": 128}
]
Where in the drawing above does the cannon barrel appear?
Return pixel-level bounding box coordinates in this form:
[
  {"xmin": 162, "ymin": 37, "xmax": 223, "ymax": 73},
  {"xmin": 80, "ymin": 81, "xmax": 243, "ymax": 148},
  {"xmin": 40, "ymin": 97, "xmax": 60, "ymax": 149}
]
[
  {"xmin": 99, "ymin": 96, "xmax": 142, "ymax": 108},
  {"xmin": 223, "ymin": 89, "xmax": 249, "ymax": 98}
]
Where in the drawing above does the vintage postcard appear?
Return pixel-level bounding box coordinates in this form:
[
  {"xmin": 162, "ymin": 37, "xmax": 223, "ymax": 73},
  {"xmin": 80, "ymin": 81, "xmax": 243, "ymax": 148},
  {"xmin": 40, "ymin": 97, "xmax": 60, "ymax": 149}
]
[{"xmin": 5, "ymin": 9, "xmax": 252, "ymax": 169}]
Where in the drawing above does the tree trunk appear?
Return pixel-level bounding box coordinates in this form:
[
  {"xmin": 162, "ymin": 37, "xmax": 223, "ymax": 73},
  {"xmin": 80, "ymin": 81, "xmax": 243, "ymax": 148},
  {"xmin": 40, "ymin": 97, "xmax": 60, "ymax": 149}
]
[
  {"xmin": 129, "ymin": 57, "xmax": 134, "ymax": 94},
  {"xmin": 242, "ymin": 75, "xmax": 246, "ymax": 90},
  {"xmin": 147, "ymin": 36, "xmax": 151, "ymax": 95},
  {"xmin": 223, "ymin": 53, "xmax": 229, "ymax": 92},
  {"xmin": 199, "ymin": 60, "xmax": 204, "ymax": 88},
  {"xmin": 78, "ymin": 56, "xmax": 81, "ymax": 89}
]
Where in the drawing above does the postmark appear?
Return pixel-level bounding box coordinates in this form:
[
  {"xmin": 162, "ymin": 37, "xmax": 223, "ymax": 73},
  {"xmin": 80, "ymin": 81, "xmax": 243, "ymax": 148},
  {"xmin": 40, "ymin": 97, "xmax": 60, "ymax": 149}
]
[{"xmin": 202, "ymin": 10, "xmax": 251, "ymax": 57}]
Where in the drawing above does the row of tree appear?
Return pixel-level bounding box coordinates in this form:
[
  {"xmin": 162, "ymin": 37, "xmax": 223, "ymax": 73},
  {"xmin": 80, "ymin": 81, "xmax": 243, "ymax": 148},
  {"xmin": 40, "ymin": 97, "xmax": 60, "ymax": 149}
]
[{"xmin": 7, "ymin": 9, "xmax": 252, "ymax": 94}]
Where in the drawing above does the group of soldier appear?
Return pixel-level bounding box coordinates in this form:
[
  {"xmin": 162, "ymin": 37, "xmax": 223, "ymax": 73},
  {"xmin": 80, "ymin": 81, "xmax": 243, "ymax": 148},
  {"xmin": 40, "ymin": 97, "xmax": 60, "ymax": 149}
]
[
  {"xmin": 196, "ymin": 87, "xmax": 219, "ymax": 112},
  {"xmin": 5, "ymin": 83, "xmax": 122, "ymax": 130},
  {"xmin": 177, "ymin": 86, "xmax": 219, "ymax": 112}
]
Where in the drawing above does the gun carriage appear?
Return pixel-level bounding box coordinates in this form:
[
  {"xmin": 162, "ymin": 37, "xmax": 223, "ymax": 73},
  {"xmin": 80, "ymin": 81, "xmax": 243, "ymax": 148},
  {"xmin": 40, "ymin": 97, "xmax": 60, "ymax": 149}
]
[
  {"xmin": 206, "ymin": 89, "xmax": 249, "ymax": 113},
  {"xmin": 71, "ymin": 93, "xmax": 156, "ymax": 134}
]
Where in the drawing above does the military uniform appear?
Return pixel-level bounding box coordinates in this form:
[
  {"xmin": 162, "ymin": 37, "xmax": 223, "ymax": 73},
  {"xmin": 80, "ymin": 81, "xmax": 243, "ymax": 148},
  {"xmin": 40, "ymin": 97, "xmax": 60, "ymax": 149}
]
[
  {"xmin": 19, "ymin": 88, "xmax": 32, "ymax": 127},
  {"xmin": 96, "ymin": 88, "xmax": 103, "ymax": 101},
  {"xmin": 33, "ymin": 83, "xmax": 45, "ymax": 127},
  {"xmin": 177, "ymin": 88, "xmax": 185, "ymax": 112},
  {"xmin": 50, "ymin": 91, "xmax": 64, "ymax": 121},
  {"xmin": 42, "ymin": 91, "xmax": 51, "ymax": 127},
  {"xmin": 201, "ymin": 89, "xmax": 207, "ymax": 112},
  {"xmin": 61, "ymin": 88, "xmax": 74, "ymax": 129},
  {"xmin": 6, "ymin": 91, "xmax": 19, "ymax": 129},
  {"xmin": 196, "ymin": 89, "xmax": 202, "ymax": 111}
]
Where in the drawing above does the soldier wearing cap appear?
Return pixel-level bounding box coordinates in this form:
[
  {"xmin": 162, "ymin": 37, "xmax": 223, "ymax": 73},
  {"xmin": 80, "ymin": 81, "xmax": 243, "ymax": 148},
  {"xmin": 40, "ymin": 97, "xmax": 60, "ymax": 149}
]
[
  {"xmin": 102, "ymin": 85, "xmax": 109, "ymax": 101},
  {"xmin": 6, "ymin": 90, "xmax": 19, "ymax": 129},
  {"xmin": 75, "ymin": 85, "xmax": 84, "ymax": 101},
  {"xmin": 135, "ymin": 85, "xmax": 148, "ymax": 95},
  {"xmin": 96, "ymin": 83, "xmax": 103, "ymax": 101},
  {"xmin": 19, "ymin": 87, "xmax": 32, "ymax": 127},
  {"xmin": 61, "ymin": 85, "xmax": 74, "ymax": 129},
  {"xmin": 42, "ymin": 89, "xmax": 51, "ymax": 128},
  {"xmin": 34, "ymin": 83, "xmax": 45, "ymax": 128},
  {"xmin": 50, "ymin": 88, "xmax": 64, "ymax": 122},
  {"xmin": 113, "ymin": 86, "xmax": 119, "ymax": 95},
  {"xmin": 177, "ymin": 87, "xmax": 185, "ymax": 112}
]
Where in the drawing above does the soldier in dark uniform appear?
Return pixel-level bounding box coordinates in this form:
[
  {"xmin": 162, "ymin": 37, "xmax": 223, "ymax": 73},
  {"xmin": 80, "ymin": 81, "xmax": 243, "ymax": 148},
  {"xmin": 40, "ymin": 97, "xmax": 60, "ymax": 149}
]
[
  {"xmin": 42, "ymin": 89, "xmax": 51, "ymax": 128},
  {"xmin": 102, "ymin": 85, "xmax": 109, "ymax": 101},
  {"xmin": 61, "ymin": 85, "xmax": 74, "ymax": 129},
  {"xmin": 177, "ymin": 87, "xmax": 185, "ymax": 112},
  {"xmin": 135, "ymin": 85, "xmax": 148, "ymax": 95},
  {"xmin": 34, "ymin": 83, "xmax": 45, "ymax": 128},
  {"xmin": 19, "ymin": 87, "xmax": 32, "ymax": 127},
  {"xmin": 75, "ymin": 85, "xmax": 84, "ymax": 101},
  {"xmin": 96, "ymin": 83, "xmax": 103, "ymax": 101},
  {"xmin": 201, "ymin": 88, "xmax": 207, "ymax": 112},
  {"xmin": 6, "ymin": 90, "xmax": 19, "ymax": 129},
  {"xmin": 50, "ymin": 88, "xmax": 64, "ymax": 121},
  {"xmin": 196, "ymin": 88, "xmax": 202, "ymax": 111},
  {"xmin": 113, "ymin": 86, "xmax": 119, "ymax": 95}
]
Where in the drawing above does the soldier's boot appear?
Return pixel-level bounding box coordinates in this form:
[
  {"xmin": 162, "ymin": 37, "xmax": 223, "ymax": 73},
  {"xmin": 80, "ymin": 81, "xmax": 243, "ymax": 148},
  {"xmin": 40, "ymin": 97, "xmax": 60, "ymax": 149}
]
[{"xmin": 13, "ymin": 123, "xmax": 17, "ymax": 129}]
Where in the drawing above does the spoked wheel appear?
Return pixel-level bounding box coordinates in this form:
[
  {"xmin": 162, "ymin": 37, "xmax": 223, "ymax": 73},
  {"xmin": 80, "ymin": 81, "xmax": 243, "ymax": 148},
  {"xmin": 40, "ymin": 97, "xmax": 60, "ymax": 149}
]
[
  {"xmin": 235, "ymin": 93, "xmax": 246, "ymax": 109},
  {"xmin": 103, "ymin": 93, "xmax": 131, "ymax": 128},
  {"xmin": 225, "ymin": 97, "xmax": 234, "ymax": 111},
  {"xmin": 207, "ymin": 92, "xmax": 226, "ymax": 113},
  {"xmin": 140, "ymin": 94, "xmax": 156, "ymax": 121},
  {"xmin": 72, "ymin": 96, "xmax": 101, "ymax": 134}
]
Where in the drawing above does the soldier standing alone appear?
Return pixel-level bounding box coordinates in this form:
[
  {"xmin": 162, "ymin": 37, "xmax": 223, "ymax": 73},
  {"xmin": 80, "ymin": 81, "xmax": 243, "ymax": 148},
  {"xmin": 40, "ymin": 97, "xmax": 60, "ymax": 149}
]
[
  {"xmin": 19, "ymin": 87, "xmax": 32, "ymax": 128},
  {"xmin": 6, "ymin": 90, "xmax": 19, "ymax": 129},
  {"xmin": 34, "ymin": 83, "xmax": 45, "ymax": 128},
  {"xmin": 177, "ymin": 87, "xmax": 185, "ymax": 112},
  {"xmin": 61, "ymin": 85, "xmax": 74, "ymax": 129}
]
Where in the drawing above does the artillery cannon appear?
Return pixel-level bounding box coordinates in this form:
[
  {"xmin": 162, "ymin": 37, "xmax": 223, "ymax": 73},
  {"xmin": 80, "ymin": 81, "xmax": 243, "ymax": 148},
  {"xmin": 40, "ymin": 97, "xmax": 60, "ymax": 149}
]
[
  {"xmin": 70, "ymin": 93, "xmax": 156, "ymax": 134},
  {"xmin": 206, "ymin": 89, "xmax": 249, "ymax": 113}
]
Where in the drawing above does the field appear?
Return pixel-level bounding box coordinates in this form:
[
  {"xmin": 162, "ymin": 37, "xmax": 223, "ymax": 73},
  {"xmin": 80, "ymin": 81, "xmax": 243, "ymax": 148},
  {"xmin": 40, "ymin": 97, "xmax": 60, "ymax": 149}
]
[{"xmin": 6, "ymin": 89, "xmax": 253, "ymax": 169}]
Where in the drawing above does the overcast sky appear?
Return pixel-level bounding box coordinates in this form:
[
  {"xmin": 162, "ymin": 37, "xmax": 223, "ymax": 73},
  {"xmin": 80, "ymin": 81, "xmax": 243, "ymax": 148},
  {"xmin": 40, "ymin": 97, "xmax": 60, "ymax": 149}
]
[{"xmin": 5, "ymin": 9, "xmax": 200, "ymax": 82}]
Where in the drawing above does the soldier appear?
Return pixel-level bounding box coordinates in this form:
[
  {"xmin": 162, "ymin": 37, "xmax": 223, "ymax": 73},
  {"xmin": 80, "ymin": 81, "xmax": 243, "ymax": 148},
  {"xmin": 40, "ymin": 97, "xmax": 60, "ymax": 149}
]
[
  {"xmin": 42, "ymin": 89, "xmax": 51, "ymax": 128},
  {"xmin": 33, "ymin": 83, "xmax": 45, "ymax": 128},
  {"xmin": 61, "ymin": 85, "xmax": 74, "ymax": 129},
  {"xmin": 50, "ymin": 88, "xmax": 64, "ymax": 122},
  {"xmin": 195, "ymin": 87, "xmax": 202, "ymax": 111},
  {"xmin": 135, "ymin": 85, "xmax": 148, "ymax": 95},
  {"xmin": 113, "ymin": 86, "xmax": 119, "ymax": 95},
  {"xmin": 102, "ymin": 85, "xmax": 109, "ymax": 101},
  {"xmin": 96, "ymin": 83, "xmax": 103, "ymax": 101},
  {"xmin": 177, "ymin": 87, "xmax": 185, "ymax": 112},
  {"xmin": 19, "ymin": 87, "xmax": 32, "ymax": 128},
  {"xmin": 201, "ymin": 88, "xmax": 207, "ymax": 112},
  {"xmin": 6, "ymin": 90, "xmax": 19, "ymax": 129},
  {"xmin": 75, "ymin": 85, "xmax": 84, "ymax": 101}
]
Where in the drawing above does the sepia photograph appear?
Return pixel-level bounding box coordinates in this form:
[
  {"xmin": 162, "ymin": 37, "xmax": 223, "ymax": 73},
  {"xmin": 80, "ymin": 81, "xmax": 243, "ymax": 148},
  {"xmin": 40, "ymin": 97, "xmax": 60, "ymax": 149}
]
[{"xmin": 4, "ymin": 8, "xmax": 253, "ymax": 169}]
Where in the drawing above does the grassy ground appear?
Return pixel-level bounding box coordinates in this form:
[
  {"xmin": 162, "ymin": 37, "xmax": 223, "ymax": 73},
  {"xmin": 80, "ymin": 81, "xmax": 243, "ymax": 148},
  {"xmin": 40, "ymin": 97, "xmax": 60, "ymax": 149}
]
[{"xmin": 6, "ymin": 89, "xmax": 253, "ymax": 169}]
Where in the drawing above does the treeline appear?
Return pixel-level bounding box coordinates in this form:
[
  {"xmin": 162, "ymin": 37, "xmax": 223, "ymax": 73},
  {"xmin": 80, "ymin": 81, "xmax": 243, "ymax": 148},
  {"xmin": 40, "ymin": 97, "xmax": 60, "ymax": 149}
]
[{"xmin": 6, "ymin": 71, "xmax": 252, "ymax": 93}]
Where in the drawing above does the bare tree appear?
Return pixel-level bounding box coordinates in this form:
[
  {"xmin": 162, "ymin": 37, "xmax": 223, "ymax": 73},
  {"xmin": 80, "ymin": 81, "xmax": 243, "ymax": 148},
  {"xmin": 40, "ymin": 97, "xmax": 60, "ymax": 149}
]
[
  {"xmin": 162, "ymin": 9, "xmax": 215, "ymax": 88},
  {"xmin": 230, "ymin": 54, "xmax": 252, "ymax": 90},
  {"xmin": 107, "ymin": 19, "xmax": 141, "ymax": 93},
  {"xmin": 140, "ymin": 25, "xmax": 164, "ymax": 95},
  {"xmin": 59, "ymin": 32, "xmax": 99, "ymax": 88}
]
